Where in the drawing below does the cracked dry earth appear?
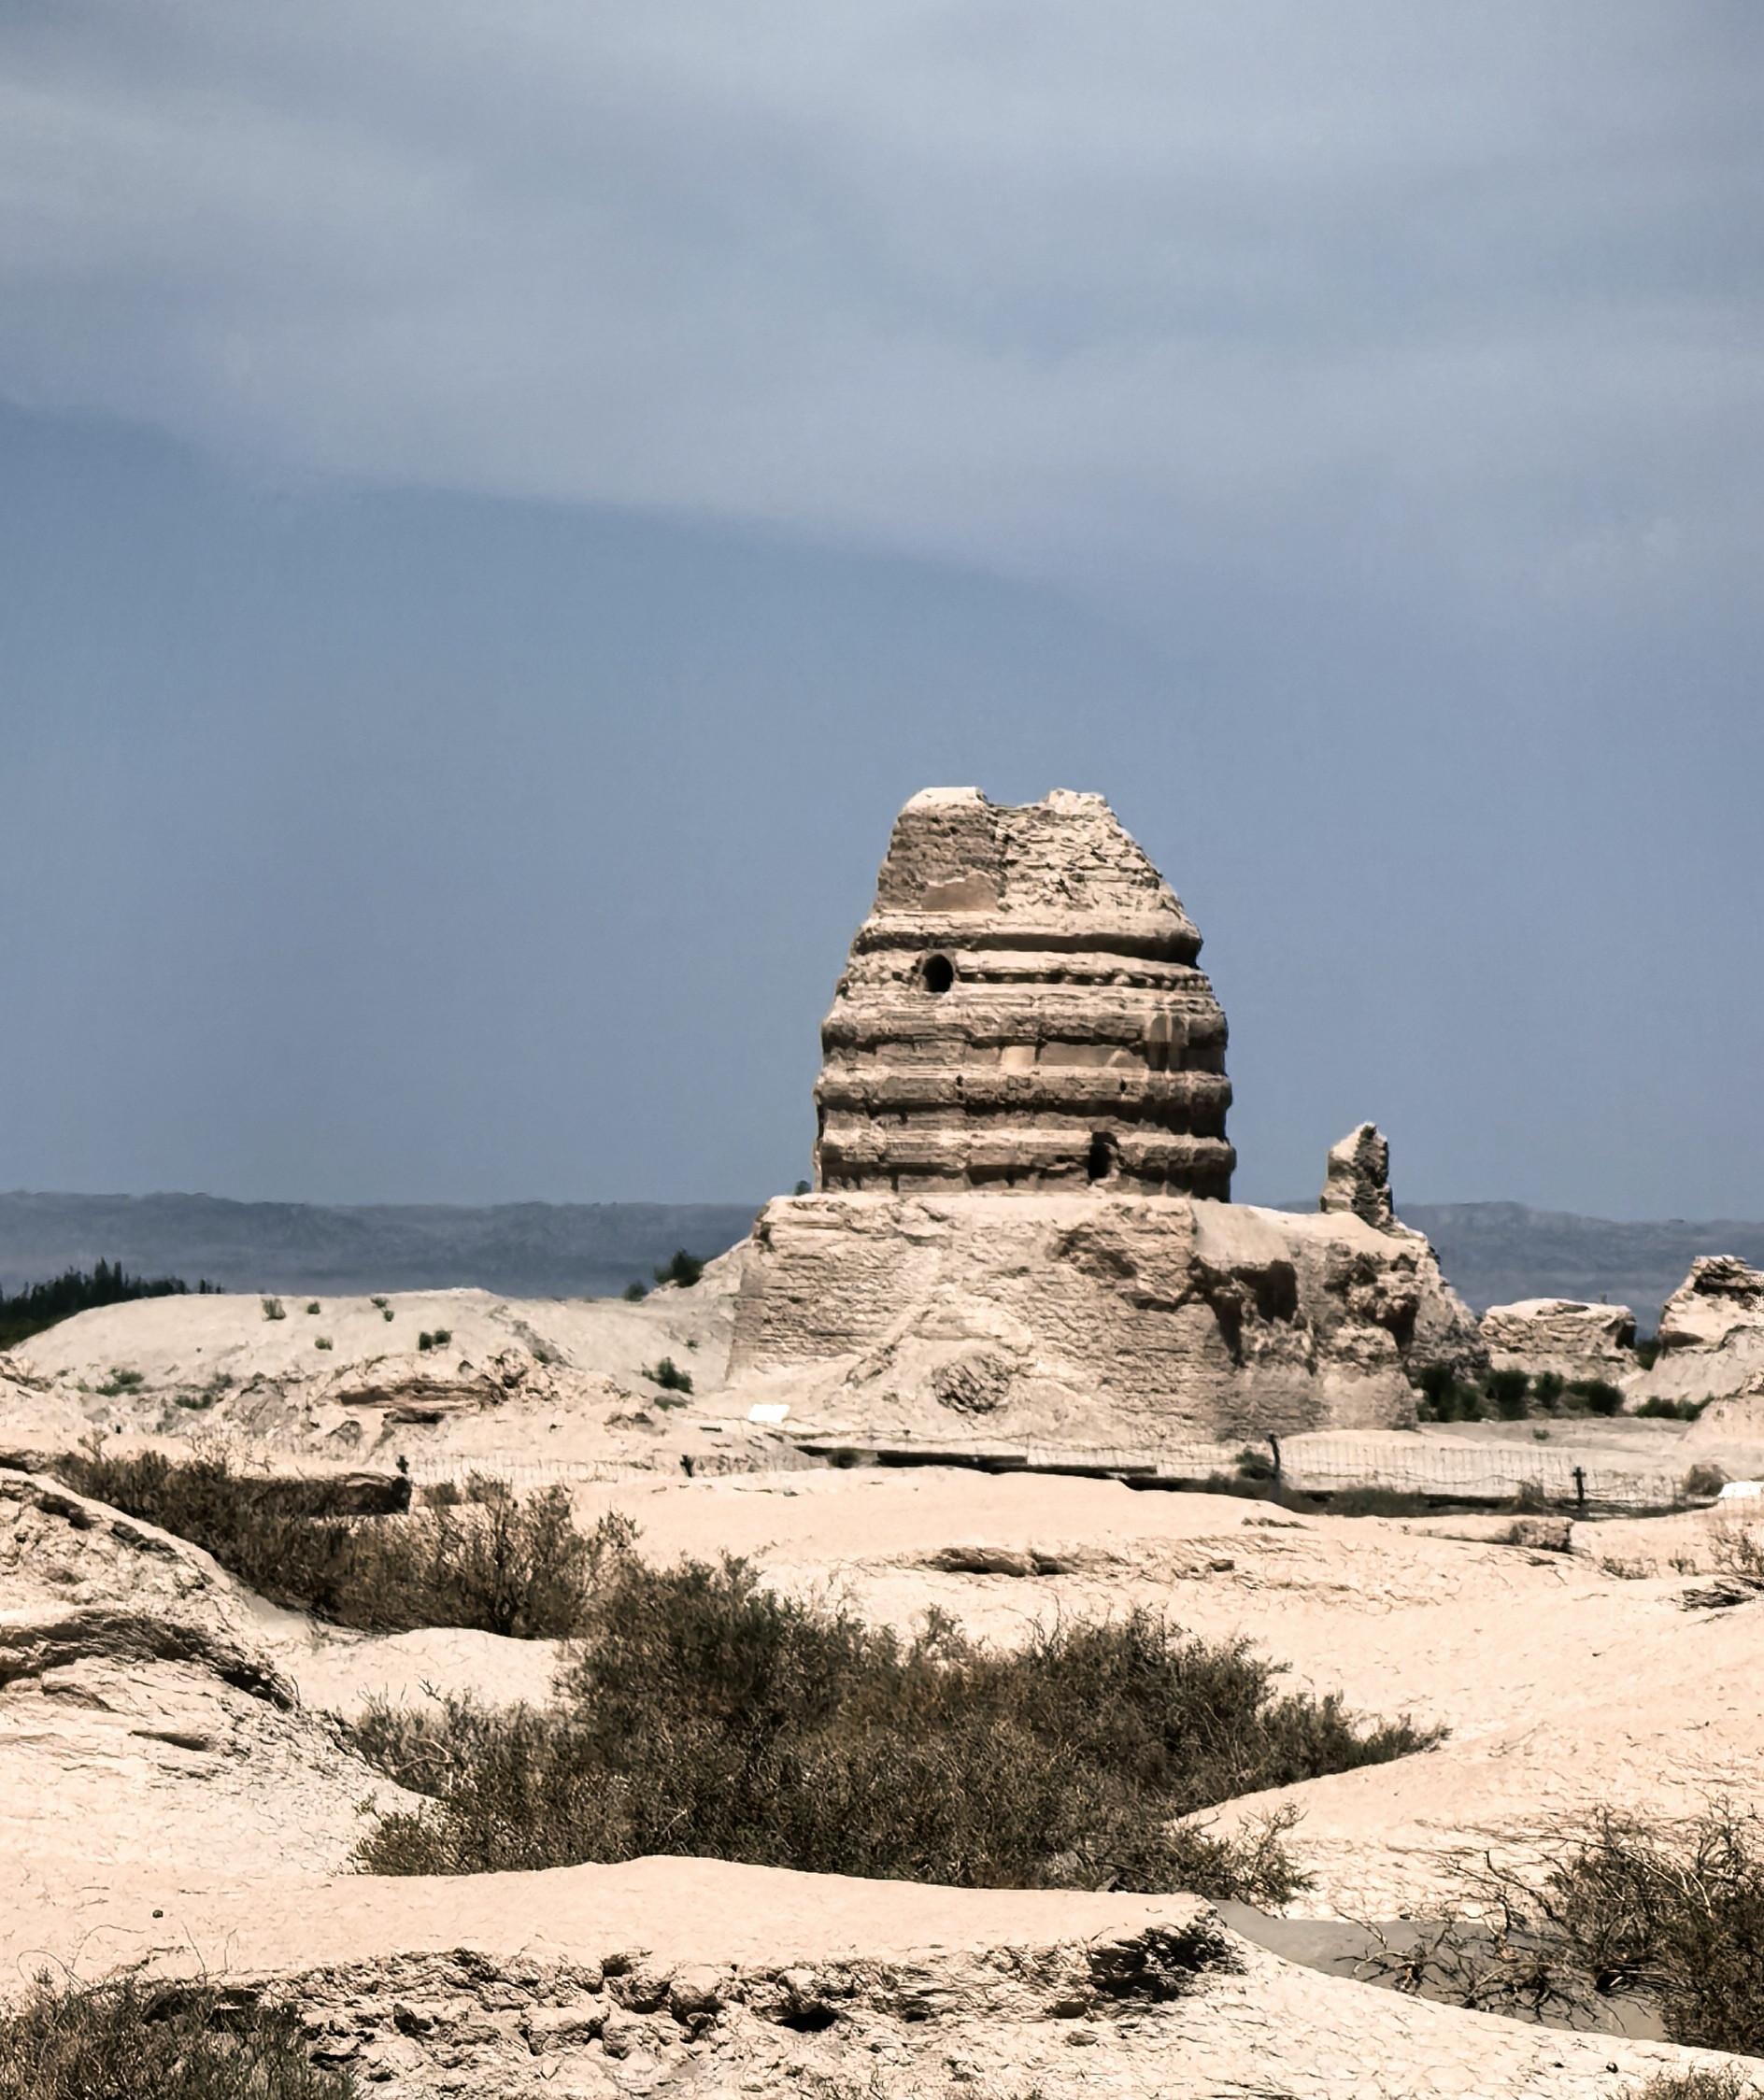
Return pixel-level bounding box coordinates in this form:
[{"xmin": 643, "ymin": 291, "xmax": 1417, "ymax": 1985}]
[{"xmin": 5, "ymin": 1459, "xmax": 1764, "ymax": 2097}]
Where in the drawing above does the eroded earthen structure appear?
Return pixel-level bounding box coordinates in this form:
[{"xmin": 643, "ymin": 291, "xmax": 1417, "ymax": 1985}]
[
  {"xmin": 730, "ymin": 790, "xmax": 1483, "ymax": 1443},
  {"xmin": 815, "ymin": 788, "xmax": 1233, "ymax": 1198},
  {"xmin": 1318, "ymin": 1124, "xmax": 1394, "ymax": 1229},
  {"xmin": 1479, "ymin": 1298, "xmax": 1637, "ymax": 1382}
]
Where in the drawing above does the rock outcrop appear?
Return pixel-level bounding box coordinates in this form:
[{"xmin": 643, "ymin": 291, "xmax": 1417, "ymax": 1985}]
[
  {"xmin": 1317, "ymin": 1124, "xmax": 1394, "ymax": 1229},
  {"xmin": 0, "ymin": 1467, "xmax": 418, "ymax": 1882},
  {"xmin": 1632, "ymin": 1254, "xmax": 1764, "ymax": 1412},
  {"xmin": 1480, "ymin": 1298, "xmax": 1637, "ymax": 1382},
  {"xmin": 815, "ymin": 788, "xmax": 1233, "ymax": 1198}
]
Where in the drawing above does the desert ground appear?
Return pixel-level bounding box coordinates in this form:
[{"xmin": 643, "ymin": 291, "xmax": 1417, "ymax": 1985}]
[{"xmin": 4, "ymin": 1284, "xmax": 1763, "ymax": 2097}]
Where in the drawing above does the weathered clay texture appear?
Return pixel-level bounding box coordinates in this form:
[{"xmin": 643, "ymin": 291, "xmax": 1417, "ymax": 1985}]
[
  {"xmin": 1318, "ymin": 1124, "xmax": 1394, "ymax": 1229},
  {"xmin": 815, "ymin": 788, "xmax": 1233, "ymax": 1197},
  {"xmin": 1633, "ymin": 1254, "xmax": 1764, "ymax": 1412},
  {"xmin": 729, "ymin": 1191, "xmax": 1483, "ymax": 1442},
  {"xmin": 1480, "ymin": 1298, "xmax": 1637, "ymax": 1382}
]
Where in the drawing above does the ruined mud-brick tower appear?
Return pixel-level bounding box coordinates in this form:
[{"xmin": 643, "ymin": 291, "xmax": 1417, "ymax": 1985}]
[{"xmin": 814, "ymin": 788, "xmax": 1234, "ymax": 1198}]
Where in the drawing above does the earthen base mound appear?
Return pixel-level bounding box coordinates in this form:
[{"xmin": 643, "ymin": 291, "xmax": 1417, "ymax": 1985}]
[{"xmin": 728, "ymin": 1193, "xmax": 1481, "ymax": 1443}]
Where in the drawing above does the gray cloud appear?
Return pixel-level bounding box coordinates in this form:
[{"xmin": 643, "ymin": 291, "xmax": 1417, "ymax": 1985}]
[{"xmin": 2, "ymin": 0, "xmax": 1757, "ymax": 626}]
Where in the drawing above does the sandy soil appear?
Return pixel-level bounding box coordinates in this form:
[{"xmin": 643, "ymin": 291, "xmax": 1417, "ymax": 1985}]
[
  {"xmin": 1, "ymin": 1854, "xmax": 1742, "ymax": 2100},
  {"xmin": 566, "ymin": 1467, "xmax": 1764, "ymax": 1916},
  {"xmin": 6, "ymin": 1295, "xmax": 1764, "ymax": 2095}
]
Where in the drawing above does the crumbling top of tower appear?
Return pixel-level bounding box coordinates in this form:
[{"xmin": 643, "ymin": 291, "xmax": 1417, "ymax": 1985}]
[{"xmin": 814, "ymin": 788, "xmax": 1233, "ymax": 1197}]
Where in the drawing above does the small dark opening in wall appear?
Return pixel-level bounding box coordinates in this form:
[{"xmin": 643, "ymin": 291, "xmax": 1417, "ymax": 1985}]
[
  {"xmin": 922, "ymin": 953, "xmax": 956, "ymax": 994},
  {"xmin": 1087, "ymin": 1132, "xmax": 1114, "ymax": 1183}
]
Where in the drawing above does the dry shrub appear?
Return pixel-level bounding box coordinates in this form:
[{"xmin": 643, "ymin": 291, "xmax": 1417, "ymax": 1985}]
[
  {"xmin": 1366, "ymin": 1804, "xmax": 1764, "ymax": 2057},
  {"xmin": 50, "ymin": 1448, "xmax": 631, "ymax": 1637},
  {"xmin": 0, "ymin": 1974, "xmax": 352, "ymax": 2100},
  {"xmin": 1712, "ymin": 1525, "xmax": 1764, "ymax": 1582},
  {"xmin": 353, "ymin": 1553, "xmax": 1439, "ymax": 1903},
  {"xmin": 1634, "ymin": 2072, "xmax": 1762, "ymax": 2100}
]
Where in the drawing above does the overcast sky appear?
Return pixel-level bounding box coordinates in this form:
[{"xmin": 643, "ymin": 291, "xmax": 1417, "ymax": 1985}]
[{"xmin": 2, "ymin": 2, "xmax": 1760, "ymax": 1218}]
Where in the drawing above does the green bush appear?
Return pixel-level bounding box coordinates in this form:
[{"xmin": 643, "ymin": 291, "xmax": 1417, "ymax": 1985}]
[
  {"xmin": 416, "ymin": 1328, "xmax": 452, "ymax": 1352},
  {"xmin": 653, "ymin": 1249, "xmax": 704, "ymax": 1289},
  {"xmin": 0, "ymin": 1973, "xmax": 353, "ymax": 2099},
  {"xmin": 353, "ymin": 1554, "xmax": 1440, "ymax": 1904},
  {"xmin": 50, "ymin": 1448, "xmax": 631, "ymax": 1639},
  {"xmin": 1639, "ymin": 1396, "xmax": 1711, "ymax": 1422},
  {"xmin": 1413, "ymin": 1362, "xmax": 1457, "ymax": 1418},
  {"xmin": 1532, "ymin": 1370, "xmax": 1565, "ymax": 1411},
  {"xmin": 644, "ymin": 1355, "xmax": 693, "ymax": 1396},
  {"xmin": 1485, "ymin": 1369, "xmax": 1530, "ymax": 1419},
  {"xmin": 0, "ymin": 1260, "xmax": 204, "ymax": 1354},
  {"xmin": 1635, "ymin": 1337, "xmax": 1665, "ymax": 1371},
  {"xmin": 1567, "ymin": 1378, "xmax": 1624, "ymax": 1416},
  {"xmin": 621, "ymin": 1280, "xmax": 647, "ymax": 1301}
]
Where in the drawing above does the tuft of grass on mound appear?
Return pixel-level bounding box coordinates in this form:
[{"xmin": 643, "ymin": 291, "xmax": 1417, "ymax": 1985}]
[
  {"xmin": 0, "ymin": 1974, "xmax": 354, "ymax": 2100},
  {"xmin": 351, "ymin": 1552, "xmax": 1440, "ymax": 1904},
  {"xmin": 50, "ymin": 1447, "xmax": 632, "ymax": 1639}
]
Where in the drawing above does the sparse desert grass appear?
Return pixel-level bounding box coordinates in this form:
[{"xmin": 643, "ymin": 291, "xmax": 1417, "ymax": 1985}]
[
  {"xmin": 1369, "ymin": 1804, "xmax": 1764, "ymax": 2057},
  {"xmin": 0, "ymin": 1973, "xmax": 354, "ymax": 2099},
  {"xmin": 50, "ymin": 1447, "xmax": 631, "ymax": 1638},
  {"xmin": 351, "ymin": 1552, "xmax": 1440, "ymax": 1904}
]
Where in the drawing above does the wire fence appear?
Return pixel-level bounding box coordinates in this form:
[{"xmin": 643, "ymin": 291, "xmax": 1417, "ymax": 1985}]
[
  {"xmin": 404, "ymin": 1433, "xmax": 1706, "ymax": 1512},
  {"xmin": 787, "ymin": 1431, "xmax": 1705, "ymax": 1511}
]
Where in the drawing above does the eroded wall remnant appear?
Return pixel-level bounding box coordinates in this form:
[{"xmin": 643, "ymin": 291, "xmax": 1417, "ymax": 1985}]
[{"xmin": 733, "ymin": 788, "xmax": 1484, "ymax": 1443}]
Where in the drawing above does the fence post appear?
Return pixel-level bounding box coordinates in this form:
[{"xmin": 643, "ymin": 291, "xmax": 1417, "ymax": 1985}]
[
  {"xmin": 1268, "ymin": 1433, "xmax": 1282, "ymax": 1485},
  {"xmin": 1573, "ymin": 1465, "xmax": 1587, "ymax": 1514}
]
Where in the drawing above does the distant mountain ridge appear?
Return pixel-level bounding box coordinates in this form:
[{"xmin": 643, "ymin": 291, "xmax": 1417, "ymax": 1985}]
[
  {"xmin": 3, "ymin": 1191, "xmax": 1759, "ymax": 1329},
  {"xmin": 0, "ymin": 1192, "xmax": 763, "ymax": 1301},
  {"xmin": 1398, "ymin": 1202, "xmax": 1764, "ymax": 1329}
]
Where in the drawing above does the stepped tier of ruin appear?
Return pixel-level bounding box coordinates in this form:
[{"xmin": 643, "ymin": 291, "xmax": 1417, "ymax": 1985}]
[
  {"xmin": 733, "ymin": 788, "xmax": 1483, "ymax": 1440},
  {"xmin": 814, "ymin": 788, "xmax": 1233, "ymax": 1198}
]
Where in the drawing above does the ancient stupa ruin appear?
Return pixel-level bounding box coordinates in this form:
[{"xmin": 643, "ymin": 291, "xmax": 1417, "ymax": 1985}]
[
  {"xmin": 729, "ymin": 788, "xmax": 1481, "ymax": 1444},
  {"xmin": 814, "ymin": 788, "xmax": 1233, "ymax": 1198}
]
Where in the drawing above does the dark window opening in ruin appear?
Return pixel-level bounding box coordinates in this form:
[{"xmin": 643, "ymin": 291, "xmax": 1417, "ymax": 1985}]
[
  {"xmin": 1086, "ymin": 1132, "xmax": 1114, "ymax": 1184},
  {"xmin": 922, "ymin": 953, "xmax": 956, "ymax": 995}
]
